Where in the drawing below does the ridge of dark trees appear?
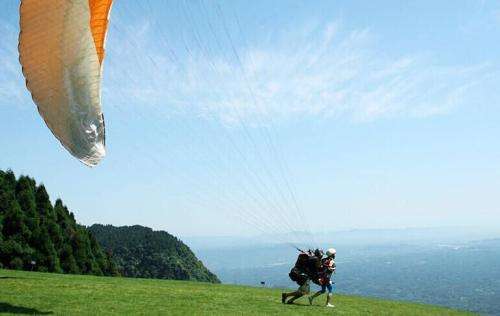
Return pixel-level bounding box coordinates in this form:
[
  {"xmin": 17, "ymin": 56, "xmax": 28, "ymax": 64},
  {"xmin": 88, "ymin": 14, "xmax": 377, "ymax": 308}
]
[
  {"xmin": 89, "ymin": 224, "xmax": 220, "ymax": 283},
  {"xmin": 0, "ymin": 169, "xmax": 219, "ymax": 283},
  {"xmin": 0, "ymin": 169, "xmax": 118, "ymax": 275}
]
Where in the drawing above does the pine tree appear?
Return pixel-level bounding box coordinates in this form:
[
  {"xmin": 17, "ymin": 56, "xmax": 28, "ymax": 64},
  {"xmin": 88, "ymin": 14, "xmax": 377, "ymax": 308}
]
[
  {"xmin": 1, "ymin": 199, "xmax": 33, "ymax": 269},
  {"xmin": 59, "ymin": 243, "xmax": 80, "ymax": 274}
]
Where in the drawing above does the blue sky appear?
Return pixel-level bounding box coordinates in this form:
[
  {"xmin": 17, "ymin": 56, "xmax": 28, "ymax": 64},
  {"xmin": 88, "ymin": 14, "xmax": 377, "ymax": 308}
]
[{"xmin": 1, "ymin": 0, "xmax": 499, "ymax": 238}]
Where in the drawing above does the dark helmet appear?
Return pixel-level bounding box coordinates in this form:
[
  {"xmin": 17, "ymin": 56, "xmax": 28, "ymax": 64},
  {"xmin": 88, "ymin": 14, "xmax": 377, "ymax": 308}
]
[{"xmin": 314, "ymin": 248, "xmax": 324, "ymax": 258}]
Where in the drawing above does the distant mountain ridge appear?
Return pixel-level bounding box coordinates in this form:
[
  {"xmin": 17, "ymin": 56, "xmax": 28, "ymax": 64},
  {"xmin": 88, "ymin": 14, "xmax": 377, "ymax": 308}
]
[
  {"xmin": 89, "ymin": 224, "xmax": 219, "ymax": 283},
  {"xmin": 185, "ymin": 226, "xmax": 500, "ymax": 250}
]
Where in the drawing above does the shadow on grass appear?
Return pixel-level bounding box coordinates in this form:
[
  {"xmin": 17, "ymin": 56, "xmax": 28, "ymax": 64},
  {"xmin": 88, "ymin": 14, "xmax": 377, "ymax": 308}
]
[
  {"xmin": 0, "ymin": 303, "xmax": 52, "ymax": 314},
  {"xmin": 286, "ymin": 302, "xmax": 331, "ymax": 309},
  {"xmin": 0, "ymin": 276, "xmax": 19, "ymax": 279}
]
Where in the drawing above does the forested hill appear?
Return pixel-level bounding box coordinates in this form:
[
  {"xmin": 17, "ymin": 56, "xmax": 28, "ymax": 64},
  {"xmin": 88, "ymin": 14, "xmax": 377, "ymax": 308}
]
[
  {"xmin": 0, "ymin": 169, "xmax": 118, "ymax": 275},
  {"xmin": 89, "ymin": 224, "xmax": 220, "ymax": 283}
]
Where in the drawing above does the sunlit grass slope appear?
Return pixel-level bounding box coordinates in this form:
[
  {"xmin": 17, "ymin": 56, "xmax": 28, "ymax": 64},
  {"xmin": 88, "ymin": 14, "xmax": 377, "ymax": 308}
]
[{"xmin": 0, "ymin": 269, "xmax": 474, "ymax": 315}]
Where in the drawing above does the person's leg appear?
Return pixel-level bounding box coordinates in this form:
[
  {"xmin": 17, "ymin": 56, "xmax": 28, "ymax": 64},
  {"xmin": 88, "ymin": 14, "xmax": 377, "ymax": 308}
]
[
  {"xmin": 282, "ymin": 290, "xmax": 301, "ymax": 303},
  {"xmin": 287, "ymin": 281, "xmax": 309, "ymax": 304},
  {"xmin": 309, "ymin": 285, "xmax": 326, "ymax": 305},
  {"xmin": 286, "ymin": 292, "xmax": 304, "ymax": 304},
  {"xmin": 325, "ymin": 284, "xmax": 334, "ymax": 307}
]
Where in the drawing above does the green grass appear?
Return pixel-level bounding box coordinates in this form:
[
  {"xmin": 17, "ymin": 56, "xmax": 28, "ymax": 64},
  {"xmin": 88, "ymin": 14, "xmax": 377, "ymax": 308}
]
[{"xmin": 0, "ymin": 269, "xmax": 474, "ymax": 315}]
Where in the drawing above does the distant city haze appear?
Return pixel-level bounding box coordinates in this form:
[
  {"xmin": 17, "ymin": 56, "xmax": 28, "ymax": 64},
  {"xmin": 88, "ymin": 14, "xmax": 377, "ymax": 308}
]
[{"xmin": 188, "ymin": 228, "xmax": 500, "ymax": 314}]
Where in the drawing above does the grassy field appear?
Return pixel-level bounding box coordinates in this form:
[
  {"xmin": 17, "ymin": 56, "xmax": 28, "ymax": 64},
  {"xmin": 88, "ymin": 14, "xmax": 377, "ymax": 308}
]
[{"xmin": 0, "ymin": 269, "xmax": 474, "ymax": 315}]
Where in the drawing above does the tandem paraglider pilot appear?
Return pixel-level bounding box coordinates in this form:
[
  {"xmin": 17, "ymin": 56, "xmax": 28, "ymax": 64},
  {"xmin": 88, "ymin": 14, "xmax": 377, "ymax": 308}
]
[{"xmin": 282, "ymin": 247, "xmax": 336, "ymax": 307}]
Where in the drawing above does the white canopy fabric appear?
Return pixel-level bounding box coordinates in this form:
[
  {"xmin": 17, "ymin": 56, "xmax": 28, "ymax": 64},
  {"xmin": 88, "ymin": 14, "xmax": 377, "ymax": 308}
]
[{"xmin": 19, "ymin": 0, "xmax": 113, "ymax": 166}]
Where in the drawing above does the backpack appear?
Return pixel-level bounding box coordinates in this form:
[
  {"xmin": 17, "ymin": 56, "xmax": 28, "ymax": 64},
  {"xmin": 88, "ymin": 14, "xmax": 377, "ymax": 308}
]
[
  {"xmin": 289, "ymin": 267, "xmax": 308, "ymax": 286},
  {"xmin": 289, "ymin": 252, "xmax": 313, "ymax": 285},
  {"xmin": 294, "ymin": 252, "xmax": 310, "ymax": 270}
]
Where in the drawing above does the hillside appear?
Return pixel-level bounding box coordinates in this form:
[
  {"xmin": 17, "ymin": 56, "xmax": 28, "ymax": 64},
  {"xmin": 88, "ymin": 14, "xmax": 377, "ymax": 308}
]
[
  {"xmin": 0, "ymin": 169, "xmax": 117, "ymax": 275},
  {"xmin": 89, "ymin": 224, "xmax": 219, "ymax": 283},
  {"xmin": 0, "ymin": 269, "xmax": 473, "ymax": 315}
]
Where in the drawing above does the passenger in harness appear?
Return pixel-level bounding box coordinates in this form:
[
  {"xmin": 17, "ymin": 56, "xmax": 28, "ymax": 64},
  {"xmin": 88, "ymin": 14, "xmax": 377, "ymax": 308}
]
[
  {"xmin": 308, "ymin": 248, "xmax": 336, "ymax": 307},
  {"xmin": 281, "ymin": 248, "xmax": 323, "ymax": 304}
]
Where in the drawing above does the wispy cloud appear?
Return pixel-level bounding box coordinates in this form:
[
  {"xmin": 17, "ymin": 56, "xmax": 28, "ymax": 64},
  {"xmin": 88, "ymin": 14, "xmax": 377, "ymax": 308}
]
[
  {"xmin": 1, "ymin": 8, "xmax": 494, "ymax": 125},
  {"xmin": 105, "ymin": 15, "xmax": 493, "ymax": 126},
  {"xmin": 0, "ymin": 21, "xmax": 29, "ymax": 108}
]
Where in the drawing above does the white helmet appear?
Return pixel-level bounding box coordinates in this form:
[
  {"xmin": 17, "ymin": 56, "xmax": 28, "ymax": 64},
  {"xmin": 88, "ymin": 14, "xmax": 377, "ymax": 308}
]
[{"xmin": 326, "ymin": 248, "xmax": 336, "ymax": 257}]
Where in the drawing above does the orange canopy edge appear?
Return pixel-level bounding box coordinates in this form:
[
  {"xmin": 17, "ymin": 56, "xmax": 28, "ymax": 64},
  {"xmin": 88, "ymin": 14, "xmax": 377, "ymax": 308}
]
[{"xmin": 89, "ymin": 0, "xmax": 113, "ymax": 65}]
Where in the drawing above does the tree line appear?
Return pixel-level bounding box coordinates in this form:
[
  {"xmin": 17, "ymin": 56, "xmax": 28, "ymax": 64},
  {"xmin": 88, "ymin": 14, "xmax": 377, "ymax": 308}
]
[
  {"xmin": 0, "ymin": 169, "xmax": 118, "ymax": 275},
  {"xmin": 0, "ymin": 169, "xmax": 219, "ymax": 283}
]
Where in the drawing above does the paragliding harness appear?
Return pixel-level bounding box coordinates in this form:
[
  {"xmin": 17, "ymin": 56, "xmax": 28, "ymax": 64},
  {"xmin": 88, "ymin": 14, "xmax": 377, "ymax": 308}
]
[
  {"xmin": 289, "ymin": 252, "xmax": 310, "ymax": 286},
  {"xmin": 317, "ymin": 257, "xmax": 336, "ymax": 286},
  {"xmin": 289, "ymin": 249, "xmax": 320, "ymax": 286}
]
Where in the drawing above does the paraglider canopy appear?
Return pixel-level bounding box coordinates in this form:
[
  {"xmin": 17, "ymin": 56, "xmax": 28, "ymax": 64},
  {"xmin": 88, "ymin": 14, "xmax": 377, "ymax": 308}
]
[{"xmin": 19, "ymin": 0, "xmax": 113, "ymax": 166}]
